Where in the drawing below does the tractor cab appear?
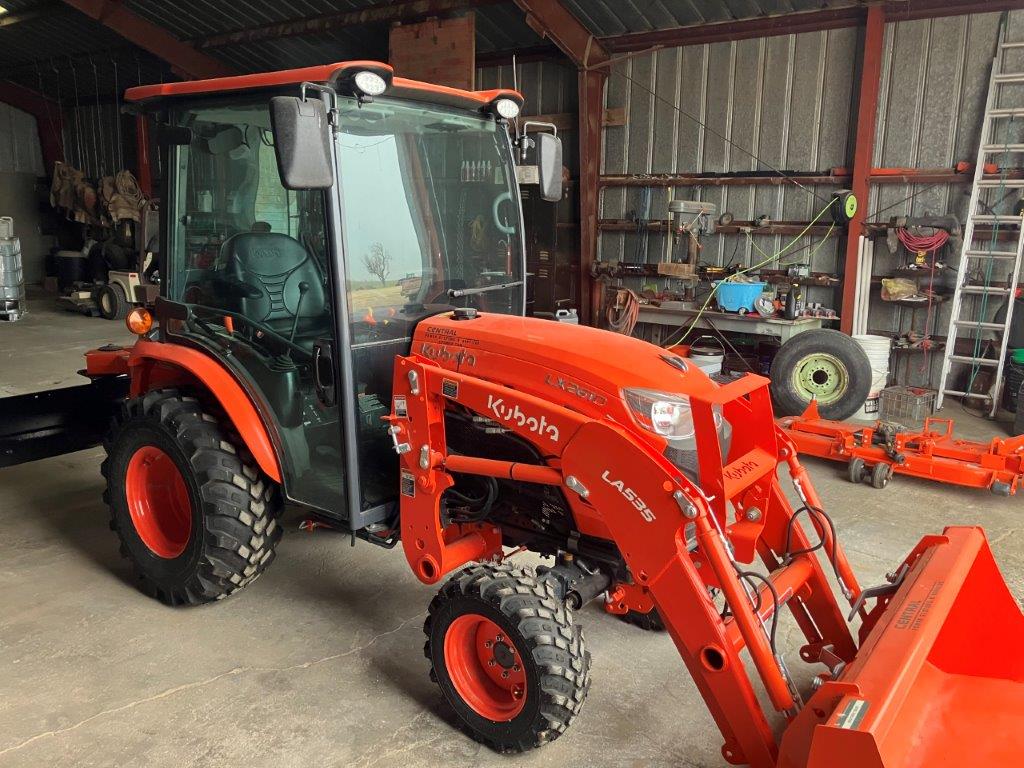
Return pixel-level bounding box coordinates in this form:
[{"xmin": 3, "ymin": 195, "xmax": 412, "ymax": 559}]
[{"xmin": 129, "ymin": 62, "xmax": 561, "ymax": 529}]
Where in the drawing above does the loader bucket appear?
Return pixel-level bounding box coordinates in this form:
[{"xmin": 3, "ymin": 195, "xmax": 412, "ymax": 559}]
[{"xmin": 780, "ymin": 526, "xmax": 1024, "ymax": 768}]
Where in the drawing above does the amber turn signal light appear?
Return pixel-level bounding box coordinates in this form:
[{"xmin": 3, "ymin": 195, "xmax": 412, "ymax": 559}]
[{"xmin": 126, "ymin": 307, "xmax": 153, "ymax": 335}]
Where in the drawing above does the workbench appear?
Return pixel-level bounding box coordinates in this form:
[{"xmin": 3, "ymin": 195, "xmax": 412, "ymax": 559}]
[{"xmin": 636, "ymin": 302, "xmax": 834, "ymax": 344}]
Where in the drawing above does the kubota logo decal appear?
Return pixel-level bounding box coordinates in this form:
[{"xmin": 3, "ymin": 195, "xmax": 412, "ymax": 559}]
[
  {"xmin": 602, "ymin": 470, "xmax": 656, "ymax": 522},
  {"xmin": 724, "ymin": 459, "xmax": 759, "ymax": 481},
  {"xmin": 487, "ymin": 395, "xmax": 560, "ymax": 442}
]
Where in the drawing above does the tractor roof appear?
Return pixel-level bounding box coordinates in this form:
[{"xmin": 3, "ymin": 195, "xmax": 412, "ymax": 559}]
[{"xmin": 124, "ymin": 60, "xmax": 523, "ymax": 113}]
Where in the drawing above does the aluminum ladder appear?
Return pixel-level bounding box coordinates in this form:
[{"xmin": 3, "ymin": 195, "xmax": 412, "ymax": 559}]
[{"xmin": 936, "ymin": 32, "xmax": 1024, "ymax": 416}]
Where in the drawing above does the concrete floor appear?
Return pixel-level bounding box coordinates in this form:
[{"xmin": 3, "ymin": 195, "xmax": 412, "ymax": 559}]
[{"xmin": 1, "ymin": 291, "xmax": 1022, "ymax": 768}]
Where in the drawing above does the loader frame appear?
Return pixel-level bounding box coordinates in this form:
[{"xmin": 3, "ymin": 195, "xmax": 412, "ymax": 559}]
[{"xmin": 388, "ymin": 350, "xmax": 870, "ymax": 766}]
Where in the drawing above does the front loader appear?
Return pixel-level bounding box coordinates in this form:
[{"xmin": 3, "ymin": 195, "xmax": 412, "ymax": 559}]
[{"xmin": 3, "ymin": 61, "xmax": 1022, "ymax": 767}]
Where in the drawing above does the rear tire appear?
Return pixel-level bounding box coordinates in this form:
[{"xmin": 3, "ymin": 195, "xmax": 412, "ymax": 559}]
[
  {"xmin": 96, "ymin": 283, "xmax": 129, "ymax": 321},
  {"xmin": 424, "ymin": 562, "xmax": 590, "ymax": 752},
  {"xmin": 103, "ymin": 389, "xmax": 283, "ymax": 606}
]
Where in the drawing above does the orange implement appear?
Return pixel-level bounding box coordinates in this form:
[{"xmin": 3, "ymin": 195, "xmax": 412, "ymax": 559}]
[
  {"xmin": 780, "ymin": 527, "xmax": 1024, "ymax": 767},
  {"xmin": 779, "ymin": 401, "xmax": 1024, "ymax": 496}
]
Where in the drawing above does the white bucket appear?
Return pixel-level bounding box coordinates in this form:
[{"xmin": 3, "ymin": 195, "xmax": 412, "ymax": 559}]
[
  {"xmin": 690, "ymin": 336, "xmax": 725, "ymax": 376},
  {"xmin": 852, "ymin": 334, "xmax": 891, "ymax": 420}
]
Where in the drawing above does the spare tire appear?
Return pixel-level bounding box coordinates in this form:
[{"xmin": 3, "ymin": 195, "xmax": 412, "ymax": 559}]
[{"xmin": 769, "ymin": 329, "xmax": 872, "ymax": 420}]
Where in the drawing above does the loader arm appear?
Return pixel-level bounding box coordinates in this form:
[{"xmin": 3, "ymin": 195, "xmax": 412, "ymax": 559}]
[
  {"xmin": 390, "ymin": 353, "xmax": 867, "ymax": 766},
  {"xmin": 388, "ymin": 310, "xmax": 1024, "ymax": 768}
]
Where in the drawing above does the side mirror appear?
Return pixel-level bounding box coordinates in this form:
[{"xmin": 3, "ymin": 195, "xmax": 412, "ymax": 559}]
[
  {"xmin": 536, "ymin": 132, "xmax": 563, "ymax": 202},
  {"xmin": 270, "ymin": 96, "xmax": 334, "ymax": 190}
]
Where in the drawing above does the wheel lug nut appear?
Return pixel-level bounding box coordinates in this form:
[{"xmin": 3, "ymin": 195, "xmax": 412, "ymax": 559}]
[
  {"xmin": 484, "ymin": 640, "xmax": 492, "ymax": 648},
  {"xmin": 512, "ymin": 664, "xmax": 520, "ymax": 672},
  {"xmin": 501, "ymin": 670, "xmax": 509, "ymax": 678},
  {"xmin": 495, "ymin": 634, "xmax": 504, "ymax": 642},
  {"xmin": 488, "ymin": 659, "xmax": 495, "ymax": 666}
]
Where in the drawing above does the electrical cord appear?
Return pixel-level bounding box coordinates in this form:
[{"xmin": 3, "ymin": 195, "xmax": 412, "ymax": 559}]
[
  {"xmin": 660, "ymin": 200, "xmax": 836, "ymax": 348},
  {"xmin": 607, "ymin": 288, "xmax": 642, "ymax": 335}
]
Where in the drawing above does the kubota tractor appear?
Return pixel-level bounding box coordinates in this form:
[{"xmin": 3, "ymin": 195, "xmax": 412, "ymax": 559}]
[{"xmin": 3, "ymin": 62, "xmax": 1023, "ymax": 767}]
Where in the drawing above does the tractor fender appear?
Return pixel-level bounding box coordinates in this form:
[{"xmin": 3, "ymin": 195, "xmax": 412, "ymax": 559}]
[{"xmin": 127, "ymin": 339, "xmax": 282, "ymax": 483}]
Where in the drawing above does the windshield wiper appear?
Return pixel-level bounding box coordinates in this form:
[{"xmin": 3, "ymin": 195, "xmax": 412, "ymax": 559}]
[{"xmin": 447, "ymin": 280, "xmax": 524, "ymax": 299}]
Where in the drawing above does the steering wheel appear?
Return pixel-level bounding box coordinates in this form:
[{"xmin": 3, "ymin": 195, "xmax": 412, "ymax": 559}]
[{"xmin": 492, "ymin": 191, "xmax": 516, "ymax": 236}]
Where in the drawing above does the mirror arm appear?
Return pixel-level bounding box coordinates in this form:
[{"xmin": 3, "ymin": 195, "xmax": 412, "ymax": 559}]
[
  {"xmin": 517, "ymin": 121, "xmax": 557, "ymax": 161},
  {"xmin": 300, "ymin": 81, "xmax": 340, "ymax": 128}
]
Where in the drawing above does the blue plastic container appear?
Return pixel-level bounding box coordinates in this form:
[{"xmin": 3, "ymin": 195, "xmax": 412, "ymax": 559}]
[{"xmin": 713, "ymin": 281, "xmax": 767, "ymax": 312}]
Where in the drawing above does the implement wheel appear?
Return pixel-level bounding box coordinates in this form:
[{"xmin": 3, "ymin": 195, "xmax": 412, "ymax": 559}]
[
  {"xmin": 847, "ymin": 457, "xmax": 865, "ymax": 485},
  {"xmin": 871, "ymin": 462, "xmax": 893, "ymax": 490},
  {"xmin": 769, "ymin": 330, "xmax": 872, "ymax": 420},
  {"xmin": 103, "ymin": 389, "xmax": 283, "ymax": 605},
  {"xmin": 425, "ymin": 562, "xmax": 590, "ymax": 752}
]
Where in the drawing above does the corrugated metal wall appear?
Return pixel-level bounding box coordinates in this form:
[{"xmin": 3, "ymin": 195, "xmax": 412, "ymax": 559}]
[
  {"xmin": 868, "ymin": 10, "xmax": 1020, "ymax": 387},
  {"xmin": 599, "ymin": 9, "xmax": 1024, "ymax": 389},
  {"xmin": 600, "ymin": 26, "xmax": 858, "ymax": 307},
  {"xmin": 0, "ymin": 102, "xmax": 44, "ymax": 175}
]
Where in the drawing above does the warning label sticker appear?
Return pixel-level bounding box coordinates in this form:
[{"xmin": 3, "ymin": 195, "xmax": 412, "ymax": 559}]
[
  {"xmin": 835, "ymin": 698, "xmax": 870, "ymax": 730},
  {"xmin": 393, "ymin": 396, "xmax": 408, "ymax": 418},
  {"xmin": 400, "ymin": 471, "xmax": 416, "ymax": 498}
]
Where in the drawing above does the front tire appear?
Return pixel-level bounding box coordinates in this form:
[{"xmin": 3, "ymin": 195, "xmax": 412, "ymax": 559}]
[
  {"xmin": 103, "ymin": 389, "xmax": 283, "ymax": 606},
  {"xmin": 424, "ymin": 562, "xmax": 590, "ymax": 753}
]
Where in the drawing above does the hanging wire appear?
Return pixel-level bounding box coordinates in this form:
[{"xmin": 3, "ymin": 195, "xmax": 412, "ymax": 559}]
[
  {"xmin": 112, "ymin": 56, "xmax": 124, "ymax": 170},
  {"xmin": 34, "ymin": 61, "xmax": 62, "ymax": 168},
  {"xmin": 608, "ymin": 67, "xmax": 833, "ymax": 206},
  {"xmin": 68, "ymin": 58, "xmax": 85, "ymax": 171},
  {"xmin": 90, "ymin": 57, "xmax": 104, "ymax": 177}
]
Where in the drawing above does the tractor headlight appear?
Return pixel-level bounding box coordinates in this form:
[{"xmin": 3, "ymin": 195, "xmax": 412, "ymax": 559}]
[
  {"xmin": 623, "ymin": 388, "xmax": 731, "ymax": 484},
  {"xmin": 353, "ymin": 70, "xmax": 388, "ymax": 97},
  {"xmin": 493, "ymin": 98, "xmax": 521, "ymax": 119}
]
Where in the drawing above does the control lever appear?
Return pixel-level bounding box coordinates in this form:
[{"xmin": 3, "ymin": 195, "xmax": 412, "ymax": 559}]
[{"xmin": 288, "ymin": 281, "xmax": 310, "ymax": 344}]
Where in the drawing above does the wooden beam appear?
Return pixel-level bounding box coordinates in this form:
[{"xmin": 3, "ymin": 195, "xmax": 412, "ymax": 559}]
[
  {"xmin": 196, "ymin": 0, "xmax": 501, "ymax": 49},
  {"xmin": 841, "ymin": 4, "xmax": 885, "ymax": 335},
  {"xmin": 602, "ymin": 0, "xmax": 1024, "ymax": 54},
  {"xmin": 0, "ymin": 80, "xmax": 64, "ymax": 173},
  {"xmin": 511, "ymin": 0, "xmax": 608, "ymax": 68},
  {"xmin": 59, "ymin": 0, "xmax": 235, "ymax": 80}
]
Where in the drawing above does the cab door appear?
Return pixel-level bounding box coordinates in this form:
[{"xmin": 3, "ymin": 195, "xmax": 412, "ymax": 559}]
[{"xmin": 163, "ymin": 99, "xmax": 350, "ymax": 519}]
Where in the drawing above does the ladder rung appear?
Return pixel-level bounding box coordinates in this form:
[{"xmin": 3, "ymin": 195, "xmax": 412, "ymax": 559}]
[
  {"xmin": 942, "ymin": 389, "xmax": 992, "ymax": 399},
  {"xmin": 952, "ymin": 319, "xmax": 1006, "ymax": 330},
  {"xmin": 977, "ymin": 179, "xmax": 1024, "ymax": 188},
  {"xmin": 1002, "ymin": 41, "xmax": 1024, "ymax": 49},
  {"xmin": 994, "ymin": 72, "xmax": 1024, "ymax": 83},
  {"xmin": 983, "ymin": 143, "xmax": 1024, "ymax": 152},
  {"xmin": 971, "ymin": 214, "xmax": 1023, "ymax": 223},
  {"xmin": 988, "ymin": 107, "xmax": 1024, "ymax": 117},
  {"xmin": 948, "ymin": 356, "xmax": 999, "ymax": 366},
  {"xmin": 965, "ymin": 249, "xmax": 1019, "ymax": 259},
  {"xmin": 960, "ymin": 285, "xmax": 1012, "ymax": 294}
]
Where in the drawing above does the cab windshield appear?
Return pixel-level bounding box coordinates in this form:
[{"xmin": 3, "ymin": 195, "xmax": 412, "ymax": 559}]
[{"xmin": 336, "ymin": 96, "xmax": 525, "ymax": 345}]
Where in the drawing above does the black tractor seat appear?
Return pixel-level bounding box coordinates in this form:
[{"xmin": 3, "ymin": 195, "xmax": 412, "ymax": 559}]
[{"xmin": 216, "ymin": 231, "xmax": 330, "ymax": 350}]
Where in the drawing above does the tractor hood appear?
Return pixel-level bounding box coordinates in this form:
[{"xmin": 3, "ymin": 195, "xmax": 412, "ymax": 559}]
[{"xmin": 411, "ymin": 311, "xmax": 720, "ymax": 427}]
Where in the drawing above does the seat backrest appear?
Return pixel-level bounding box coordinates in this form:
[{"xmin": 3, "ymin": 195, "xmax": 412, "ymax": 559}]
[{"xmin": 218, "ymin": 232, "xmax": 325, "ymax": 327}]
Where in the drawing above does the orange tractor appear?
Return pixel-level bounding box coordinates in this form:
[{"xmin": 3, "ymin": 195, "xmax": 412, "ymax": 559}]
[{"xmin": 3, "ymin": 62, "xmax": 1023, "ymax": 767}]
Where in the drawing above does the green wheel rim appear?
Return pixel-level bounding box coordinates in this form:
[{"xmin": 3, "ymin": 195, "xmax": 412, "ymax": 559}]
[{"xmin": 792, "ymin": 352, "xmax": 849, "ymax": 405}]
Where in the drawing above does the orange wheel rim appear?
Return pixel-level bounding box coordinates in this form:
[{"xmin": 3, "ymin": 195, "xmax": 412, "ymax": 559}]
[
  {"xmin": 443, "ymin": 613, "xmax": 527, "ymax": 721},
  {"xmin": 125, "ymin": 445, "xmax": 192, "ymax": 559}
]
